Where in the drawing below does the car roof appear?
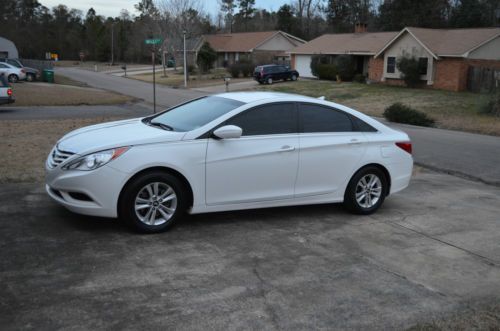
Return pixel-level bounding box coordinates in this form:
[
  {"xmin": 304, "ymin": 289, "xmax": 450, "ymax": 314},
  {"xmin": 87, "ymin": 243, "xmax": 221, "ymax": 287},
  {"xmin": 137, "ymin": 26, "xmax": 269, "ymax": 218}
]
[{"xmin": 216, "ymin": 91, "xmax": 316, "ymax": 103}]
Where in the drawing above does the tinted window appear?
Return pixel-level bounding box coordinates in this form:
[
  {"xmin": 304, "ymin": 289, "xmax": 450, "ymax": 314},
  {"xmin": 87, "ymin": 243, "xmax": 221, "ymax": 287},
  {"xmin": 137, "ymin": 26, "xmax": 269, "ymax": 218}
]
[
  {"xmin": 387, "ymin": 57, "xmax": 396, "ymax": 73},
  {"xmin": 7, "ymin": 59, "xmax": 21, "ymax": 68},
  {"xmin": 150, "ymin": 96, "xmax": 244, "ymax": 132},
  {"xmin": 0, "ymin": 63, "xmax": 7, "ymax": 68},
  {"xmin": 299, "ymin": 103, "xmax": 353, "ymax": 133},
  {"xmin": 352, "ymin": 116, "xmax": 377, "ymax": 132},
  {"xmin": 226, "ymin": 103, "xmax": 296, "ymax": 136}
]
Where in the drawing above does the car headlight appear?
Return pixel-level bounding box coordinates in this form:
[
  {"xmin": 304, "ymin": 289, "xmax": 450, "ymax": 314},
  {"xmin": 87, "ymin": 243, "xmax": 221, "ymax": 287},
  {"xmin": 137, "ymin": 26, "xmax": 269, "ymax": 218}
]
[{"xmin": 62, "ymin": 147, "xmax": 129, "ymax": 171}]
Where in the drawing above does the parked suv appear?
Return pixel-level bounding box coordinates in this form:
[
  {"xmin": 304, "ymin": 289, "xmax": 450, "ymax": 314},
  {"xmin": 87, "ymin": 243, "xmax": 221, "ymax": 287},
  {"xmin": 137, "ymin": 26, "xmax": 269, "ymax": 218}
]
[
  {"xmin": 0, "ymin": 58, "xmax": 40, "ymax": 82},
  {"xmin": 0, "ymin": 75, "xmax": 14, "ymax": 105},
  {"xmin": 254, "ymin": 64, "xmax": 299, "ymax": 85},
  {"xmin": 0, "ymin": 62, "xmax": 26, "ymax": 83}
]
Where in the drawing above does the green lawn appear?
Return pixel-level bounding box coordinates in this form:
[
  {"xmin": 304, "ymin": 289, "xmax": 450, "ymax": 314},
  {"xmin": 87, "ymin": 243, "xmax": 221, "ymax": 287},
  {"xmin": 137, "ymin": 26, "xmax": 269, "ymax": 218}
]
[{"xmin": 257, "ymin": 80, "xmax": 498, "ymax": 136}]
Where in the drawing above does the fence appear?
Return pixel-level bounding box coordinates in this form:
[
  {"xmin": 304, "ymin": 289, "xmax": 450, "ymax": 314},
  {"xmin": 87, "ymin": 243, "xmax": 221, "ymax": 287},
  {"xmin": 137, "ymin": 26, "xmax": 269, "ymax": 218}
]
[
  {"xmin": 19, "ymin": 59, "xmax": 53, "ymax": 71},
  {"xmin": 467, "ymin": 66, "xmax": 500, "ymax": 93}
]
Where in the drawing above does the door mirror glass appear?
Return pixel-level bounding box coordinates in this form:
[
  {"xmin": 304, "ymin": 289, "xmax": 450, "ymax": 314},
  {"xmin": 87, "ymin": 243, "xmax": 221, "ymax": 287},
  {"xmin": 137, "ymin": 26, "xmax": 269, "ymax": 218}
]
[{"xmin": 213, "ymin": 125, "xmax": 242, "ymax": 139}]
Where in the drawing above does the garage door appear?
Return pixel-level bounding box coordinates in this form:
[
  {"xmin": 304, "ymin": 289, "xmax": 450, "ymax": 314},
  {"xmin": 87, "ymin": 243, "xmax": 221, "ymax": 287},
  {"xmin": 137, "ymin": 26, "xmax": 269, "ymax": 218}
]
[{"xmin": 295, "ymin": 55, "xmax": 314, "ymax": 78}]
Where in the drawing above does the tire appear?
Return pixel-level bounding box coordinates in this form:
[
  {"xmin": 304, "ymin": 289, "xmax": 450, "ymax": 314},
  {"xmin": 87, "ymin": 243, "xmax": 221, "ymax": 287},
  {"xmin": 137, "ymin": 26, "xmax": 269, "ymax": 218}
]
[
  {"xmin": 8, "ymin": 74, "xmax": 18, "ymax": 83},
  {"xmin": 26, "ymin": 73, "xmax": 35, "ymax": 82},
  {"xmin": 291, "ymin": 74, "xmax": 297, "ymax": 81},
  {"xmin": 266, "ymin": 77, "xmax": 273, "ymax": 85},
  {"xmin": 119, "ymin": 171, "xmax": 188, "ymax": 233},
  {"xmin": 343, "ymin": 166, "xmax": 388, "ymax": 215}
]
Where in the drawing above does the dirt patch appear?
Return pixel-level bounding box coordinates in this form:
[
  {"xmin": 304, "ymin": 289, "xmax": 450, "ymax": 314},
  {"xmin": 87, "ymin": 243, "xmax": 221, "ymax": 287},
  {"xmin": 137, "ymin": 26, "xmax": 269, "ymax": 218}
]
[
  {"xmin": 6, "ymin": 82, "xmax": 134, "ymax": 107},
  {"xmin": 0, "ymin": 117, "xmax": 123, "ymax": 183}
]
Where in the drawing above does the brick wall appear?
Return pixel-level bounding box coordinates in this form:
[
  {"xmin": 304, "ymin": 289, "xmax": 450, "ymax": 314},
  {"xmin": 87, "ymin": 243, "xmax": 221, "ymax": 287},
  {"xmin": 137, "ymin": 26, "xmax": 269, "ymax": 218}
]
[
  {"xmin": 466, "ymin": 59, "xmax": 500, "ymax": 69},
  {"xmin": 434, "ymin": 58, "xmax": 469, "ymax": 91},
  {"xmin": 368, "ymin": 57, "xmax": 384, "ymax": 82}
]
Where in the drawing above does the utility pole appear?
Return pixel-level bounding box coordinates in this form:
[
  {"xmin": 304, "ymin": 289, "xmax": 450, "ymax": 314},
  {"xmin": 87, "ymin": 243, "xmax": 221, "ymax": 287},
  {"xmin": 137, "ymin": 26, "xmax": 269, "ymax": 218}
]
[
  {"xmin": 183, "ymin": 30, "xmax": 187, "ymax": 88},
  {"xmin": 153, "ymin": 44, "xmax": 156, "ymax": 114},
  {"xmin": 111, "ymin": 22, "xmax": 114, "ymax": 66}
]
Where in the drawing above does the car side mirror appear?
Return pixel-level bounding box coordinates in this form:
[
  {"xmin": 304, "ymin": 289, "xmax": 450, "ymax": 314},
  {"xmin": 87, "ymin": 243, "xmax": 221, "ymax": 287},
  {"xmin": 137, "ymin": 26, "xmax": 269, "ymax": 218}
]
[{"xmin": 213, "ymin": 125, "xmax": 242, "ymax": 139}]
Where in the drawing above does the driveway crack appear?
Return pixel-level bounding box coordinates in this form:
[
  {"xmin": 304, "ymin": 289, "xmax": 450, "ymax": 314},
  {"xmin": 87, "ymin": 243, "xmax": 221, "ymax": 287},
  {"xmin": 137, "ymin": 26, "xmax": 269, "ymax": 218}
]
[
  {"xmin": 388, "ymin": 220, "xmax": 499, "ymax": 267},
  {"xmin": 252, "ymin": 258, "xmax": 280, "ymax": 330}
]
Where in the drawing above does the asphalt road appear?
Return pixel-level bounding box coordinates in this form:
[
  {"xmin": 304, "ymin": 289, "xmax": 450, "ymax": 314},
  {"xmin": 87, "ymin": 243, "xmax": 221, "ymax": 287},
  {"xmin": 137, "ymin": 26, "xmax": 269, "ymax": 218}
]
[
  {"xmin": 55, "ymin": 67, "xmax": 206, "ymax": 108},
  {"xmin": 1, "ymin": 169, "xmax": 499, "ymax": 329}
]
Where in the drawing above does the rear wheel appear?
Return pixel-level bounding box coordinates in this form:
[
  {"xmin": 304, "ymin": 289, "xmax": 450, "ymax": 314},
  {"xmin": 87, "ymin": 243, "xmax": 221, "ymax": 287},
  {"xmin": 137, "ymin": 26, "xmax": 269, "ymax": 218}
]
[
  {"xmin": 343, "ymin": 166, "xmax": 388, "ymax": 215},
  {"xmin": 266, "ymin": 77, "xmax": 273, "ymax": 85},
  {"xmin": 119, "ymin": 171, "xmax": 188, "ymax": 233},
  {"xmin": 8, "ymin": 74, "xmax": 18, "ymax": 83}
]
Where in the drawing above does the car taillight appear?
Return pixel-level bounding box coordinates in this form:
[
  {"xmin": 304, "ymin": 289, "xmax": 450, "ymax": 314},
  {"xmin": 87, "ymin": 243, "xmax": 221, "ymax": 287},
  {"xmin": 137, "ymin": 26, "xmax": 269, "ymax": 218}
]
[
  {"xmin": 395, "ymin": 142, "xmax": 412, "ymax": 154},
  {"xmin": 260, "ymin": 69, "xmax": 264, "ymax": 77},
  {"xmin": 21, "ymin": 69, "xmax": 25, "ymax": 73},
  {"xmin": 7, "ymin": 88, "xmax": 12, "ymax": 96}
]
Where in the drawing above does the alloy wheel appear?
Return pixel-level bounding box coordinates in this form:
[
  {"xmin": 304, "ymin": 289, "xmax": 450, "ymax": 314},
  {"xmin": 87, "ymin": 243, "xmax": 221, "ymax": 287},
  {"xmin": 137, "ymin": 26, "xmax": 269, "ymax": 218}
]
[
  {"xmin": 355, "ymin": 174, "xmax": 382, "ymax": 208},
  {"xmin": 134, "ymin": 182, "xmax": 177, "ymax": 226}
]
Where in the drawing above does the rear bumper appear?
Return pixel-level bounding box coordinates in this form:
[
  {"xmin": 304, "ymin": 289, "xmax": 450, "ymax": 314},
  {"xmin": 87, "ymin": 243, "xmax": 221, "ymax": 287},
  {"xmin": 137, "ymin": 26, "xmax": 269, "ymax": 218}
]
[{"xmin": 0, "ymin": 97, "xmax": 14, "ymax": 104}]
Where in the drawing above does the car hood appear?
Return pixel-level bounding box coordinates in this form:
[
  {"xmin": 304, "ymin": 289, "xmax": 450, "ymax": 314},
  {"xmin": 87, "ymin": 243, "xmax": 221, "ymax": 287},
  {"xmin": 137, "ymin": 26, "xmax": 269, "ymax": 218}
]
[{"xmin": 57, "ymin": 118, "xmax": 185, "ymax": 155}]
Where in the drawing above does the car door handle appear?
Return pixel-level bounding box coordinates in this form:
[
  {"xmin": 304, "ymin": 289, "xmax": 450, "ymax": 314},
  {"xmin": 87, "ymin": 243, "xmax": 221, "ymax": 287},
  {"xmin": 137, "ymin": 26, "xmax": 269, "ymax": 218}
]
[
  {"xmin": 279, "ymin": 145, "xmax": 295, "ymax": 152},
  {"xmin": 349, "ymin": 139, "xmax": 362, "ymax": 145}
]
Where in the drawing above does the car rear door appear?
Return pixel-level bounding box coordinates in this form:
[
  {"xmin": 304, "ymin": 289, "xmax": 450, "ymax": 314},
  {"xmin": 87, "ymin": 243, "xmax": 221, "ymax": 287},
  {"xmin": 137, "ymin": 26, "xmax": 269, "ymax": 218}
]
[
  {"xmin": 0, "ymin": 64, "xmax": 9, "ymax": 77},
  {"xmin": 295, "ymin": 103, "xmax": 367, "ymax": 197},
  {"xmin": 205, "ymin": 102, "xmax": 299, "ymax": 205}
]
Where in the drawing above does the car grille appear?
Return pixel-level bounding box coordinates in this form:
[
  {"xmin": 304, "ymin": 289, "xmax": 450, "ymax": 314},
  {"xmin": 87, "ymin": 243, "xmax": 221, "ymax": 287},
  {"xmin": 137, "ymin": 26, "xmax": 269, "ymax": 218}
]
[{"xmin": 48, "ymin": 146, "xmax": 75, "ymax": 168}]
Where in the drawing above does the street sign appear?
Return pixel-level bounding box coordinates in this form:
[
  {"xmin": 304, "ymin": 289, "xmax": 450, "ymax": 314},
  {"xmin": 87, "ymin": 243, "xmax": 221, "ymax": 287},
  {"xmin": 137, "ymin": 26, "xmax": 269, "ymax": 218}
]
[{"xmin": 145, "ymin": 39, "xmax": 162, "ymax": 45}]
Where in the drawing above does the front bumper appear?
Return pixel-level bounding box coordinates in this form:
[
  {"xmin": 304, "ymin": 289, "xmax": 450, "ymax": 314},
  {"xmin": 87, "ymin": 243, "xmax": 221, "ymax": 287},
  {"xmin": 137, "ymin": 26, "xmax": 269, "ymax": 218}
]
[{"xmin": 45, "ymin": 163, "xmax": 130, "ymax": 218}]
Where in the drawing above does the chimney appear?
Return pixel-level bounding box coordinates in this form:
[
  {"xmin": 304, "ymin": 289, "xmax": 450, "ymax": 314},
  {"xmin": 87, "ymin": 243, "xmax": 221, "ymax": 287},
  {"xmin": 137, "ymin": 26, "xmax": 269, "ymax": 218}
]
[{"xmin": 355, "ymin": 23, "xmax": 368, "ymax": 33}]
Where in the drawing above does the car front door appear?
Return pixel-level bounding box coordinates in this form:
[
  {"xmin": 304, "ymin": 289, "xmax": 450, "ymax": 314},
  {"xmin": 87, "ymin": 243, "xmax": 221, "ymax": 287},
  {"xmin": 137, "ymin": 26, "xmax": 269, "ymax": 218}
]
[
  {"xmin": 205, "ymin": 102, "xmax": 299, "ymax": 205},
  {"xmin": 295, "ymin": 103, "xmax": 367, "ymax": 197}
]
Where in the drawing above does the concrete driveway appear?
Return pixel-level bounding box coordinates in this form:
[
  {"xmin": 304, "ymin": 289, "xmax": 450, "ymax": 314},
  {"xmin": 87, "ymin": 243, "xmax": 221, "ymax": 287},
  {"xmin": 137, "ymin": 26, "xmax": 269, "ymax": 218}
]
[{"xmin": 1, "ymin": 169, "xmax": 499, "ymax": 330}]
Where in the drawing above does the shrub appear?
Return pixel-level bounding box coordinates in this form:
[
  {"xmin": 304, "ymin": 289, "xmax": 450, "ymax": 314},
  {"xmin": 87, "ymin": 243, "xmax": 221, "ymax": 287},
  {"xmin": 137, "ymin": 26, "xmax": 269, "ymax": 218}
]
[
  {"xmin": 196, "ymin": 42, "xmax": 217, "ymax": 73},
  {"xmin": 316, "ymin": 63, "xmax": 338, "ymax": 80},
  {"xmin": 310, "ymin": 55, "xmax": 330, "ymax": 78},
  {"xmin": 383, "ymin": 103, "xmax": 435, "ymax": 127},
  {"xmin": 187, "ymin": 64, "xmax": 195, "ymax": 74},
  {"xmin": 479, "ymin": 89, "xmax": 500, "ymax": 117},
  {"xmin": 334, "ymin": 55, "xmax": 355, "ymax": 81},
  {"xmin": 239, "ymin": 59, "xmax": 254, "ymax": 77},
  {"xmin": 397, "ymin": 56, "xmax": 421, "ymax": 88},
  {"xmin": 228, "ymin": 63, "xmax": 241, "ymax": 78},
  {"xmin": 353, "ymin": 73, "xmax": 366, "ymax": 83}
]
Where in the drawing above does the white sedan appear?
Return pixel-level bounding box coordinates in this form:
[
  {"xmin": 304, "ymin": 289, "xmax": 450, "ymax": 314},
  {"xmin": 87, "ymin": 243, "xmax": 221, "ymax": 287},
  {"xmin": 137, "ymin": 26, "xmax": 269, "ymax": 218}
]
[
  {"xmin": 46, "ymin": 92, "xmax": 413, "ymax": 232},
  {"xmin": 0, "ymin": 62, "xmax": 26, "ymax": 83}
]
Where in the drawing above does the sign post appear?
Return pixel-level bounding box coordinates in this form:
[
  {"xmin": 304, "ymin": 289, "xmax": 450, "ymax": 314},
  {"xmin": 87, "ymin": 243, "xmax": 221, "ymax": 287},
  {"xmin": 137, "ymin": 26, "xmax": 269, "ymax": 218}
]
[{"xmin": 145, "ymin": 39, "xmax": 162, "ymax": 114}]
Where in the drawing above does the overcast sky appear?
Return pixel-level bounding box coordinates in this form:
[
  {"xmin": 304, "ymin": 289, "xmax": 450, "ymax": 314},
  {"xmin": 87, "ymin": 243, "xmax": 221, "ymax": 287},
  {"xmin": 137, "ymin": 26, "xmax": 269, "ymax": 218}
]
[{"xmin": 38, "ymin": 0, "xmax": 290, "ymax": 18}]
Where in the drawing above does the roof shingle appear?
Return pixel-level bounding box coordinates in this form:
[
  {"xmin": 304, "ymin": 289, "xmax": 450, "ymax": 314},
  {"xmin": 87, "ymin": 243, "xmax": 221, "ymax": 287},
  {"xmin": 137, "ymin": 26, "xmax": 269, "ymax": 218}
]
[
  {"xmin": 202, "ymin": 31, "xmax": 279, "ymax": 52},
  {"xmin": 289, "ymin": 32, "xmax": 398, "ymax": 55}
]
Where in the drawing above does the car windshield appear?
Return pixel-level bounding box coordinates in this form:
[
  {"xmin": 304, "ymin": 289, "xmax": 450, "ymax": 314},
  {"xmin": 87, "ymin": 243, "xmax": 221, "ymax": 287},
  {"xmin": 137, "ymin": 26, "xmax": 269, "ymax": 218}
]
[{"xmin": 146, "ymin": 96, "xmax": 244, "ymax": 132}]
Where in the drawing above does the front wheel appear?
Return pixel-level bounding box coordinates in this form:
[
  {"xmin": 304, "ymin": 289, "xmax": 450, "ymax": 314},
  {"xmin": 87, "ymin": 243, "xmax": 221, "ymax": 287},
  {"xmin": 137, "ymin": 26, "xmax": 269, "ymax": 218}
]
[
  {"xmin": 291, "ymin": 74, "xmax": 297, "ymax": 81},
  {"xmin": 8, "ymin": 74, "xmax": 18, "ymax": 83},
  {"xmin": 343, "ymin": 166, "xmax": 388, "ymax": 215},
  {"xmin": 119, "ymin": 171, "xmax": 188, "ymax": 233},
  {"xmin": 26, "ymin": 73, "xmax": 35, "ymax": 82}
]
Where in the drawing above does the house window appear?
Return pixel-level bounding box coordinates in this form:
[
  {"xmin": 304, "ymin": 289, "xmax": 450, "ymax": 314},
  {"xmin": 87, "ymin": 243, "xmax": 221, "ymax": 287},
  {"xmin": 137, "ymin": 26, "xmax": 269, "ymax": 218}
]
[
  {"xmin": 419, "ymin": 57, "xmax": 428, "ymax": 75},
  {"xmin": 235, "ymin": 52, "xmax": 239, "ymax": 62},
  {"xmin": 387, "ymin": 57, "xmax": 396, "ymax": 73}
]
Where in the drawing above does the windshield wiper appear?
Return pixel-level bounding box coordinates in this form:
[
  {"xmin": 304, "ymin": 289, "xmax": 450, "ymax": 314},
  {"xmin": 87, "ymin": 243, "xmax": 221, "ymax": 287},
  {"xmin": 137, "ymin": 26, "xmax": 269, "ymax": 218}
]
[{"xmin": 147, "ymin": 120, "xmax": 174, "ymax": 131}]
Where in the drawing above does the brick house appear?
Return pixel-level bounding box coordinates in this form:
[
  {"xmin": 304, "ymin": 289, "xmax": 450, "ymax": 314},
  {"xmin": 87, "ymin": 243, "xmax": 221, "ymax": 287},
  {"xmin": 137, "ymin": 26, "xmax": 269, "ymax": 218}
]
[
  {"xmin": 197, "ymin": 31, "xmax": 306, "ymax": 68},
  {"xmin": 374, "ymin": 27, "xmax": 500, "ymax": 91},
  {"xmin": 290, "ymin": 26, "xmax": 500, "ymax": 91}
]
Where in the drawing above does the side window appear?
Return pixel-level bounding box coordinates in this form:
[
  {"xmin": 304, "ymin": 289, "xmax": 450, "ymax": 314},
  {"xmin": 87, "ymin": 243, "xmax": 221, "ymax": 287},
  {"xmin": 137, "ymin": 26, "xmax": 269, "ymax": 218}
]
[
  {"xmin": 299, "ymin": 103, "xmax": 353, "ymax": 133},
  {"xmin": 226, "ymin": 103, "xmax": 296, "ymax": 136},
  {"xmin": 387, "ymin": 57, "xmax": 396, "ymax": 73},
  {"xmin": 351, "ymin": 116, "xmax": 377, "ymax": 132},
  {"xmin": 0, "ymin": 63, "xmax": 7, "ymax": 68}
]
